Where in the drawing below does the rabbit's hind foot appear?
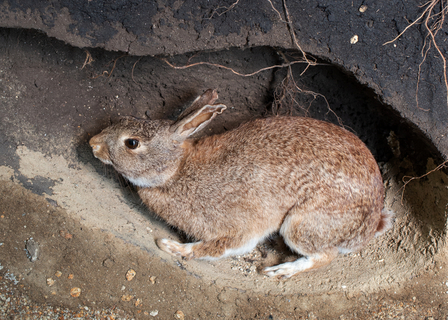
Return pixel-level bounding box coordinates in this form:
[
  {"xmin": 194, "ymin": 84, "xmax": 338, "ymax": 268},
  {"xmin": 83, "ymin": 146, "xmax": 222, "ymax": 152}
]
[{"xmin": 263, "ymin": 247, "xmax": 338, "ymax": 278}]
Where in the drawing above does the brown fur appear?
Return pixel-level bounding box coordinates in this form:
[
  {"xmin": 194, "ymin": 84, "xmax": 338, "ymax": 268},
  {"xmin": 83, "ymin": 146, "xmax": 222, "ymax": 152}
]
[{"xmin": 90, "ymin": 89, "xmax": 393, "ymax": 278}]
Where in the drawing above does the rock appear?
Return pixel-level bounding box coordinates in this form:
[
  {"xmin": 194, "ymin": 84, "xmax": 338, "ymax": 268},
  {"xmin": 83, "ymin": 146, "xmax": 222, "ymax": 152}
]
[
  {"xmin": 70, "ymin": 287, "xmax": 81, "ymax": 297},
  {"xmin": 25, "ymin": 238, "xmax": 39, "ymax": 262},
  {"xmin": 46, "ymin": 278, "xmax": 55, "ymax": 286},
  {"xmin": 121, "ymin": 294, "xmax": 134, "ymax": 302},
  {"xmin": 126, "ymin": 269, "xmax": 136, "ymax": 281},
  {"xmin": 59, "ymin": 230, "xmax": 73, "ymax": 240},
  {"xmin": 134, "ymin": 298, "xmax": 142, "ymax": 307}
]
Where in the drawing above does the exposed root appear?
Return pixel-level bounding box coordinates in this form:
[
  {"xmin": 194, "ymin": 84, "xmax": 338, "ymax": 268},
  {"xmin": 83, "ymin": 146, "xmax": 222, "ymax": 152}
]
[
  {"xmin": 267, "ymin": 0, "xmax": 286, "ymax": 22},
  {"xmin": 132, "ymin": 57, "xmax": 143, "ymax": 84},
  {"xmin": 207, "ymin": 0, "xmax": 240, "ymax": 19},
  {"xmin": 271, "ymin": 61, "xmax": 343, "ymax": 127},
  {"xmin": 81, "ymin": 50, "xmax": 94, "ymax": 70},
  {"xmin": 281, "ymin": 0, "xmax": 316, "ymax": 72},
  {"xmin": 383, "ymin": 0, "xmax": 448, "ymax": 109},
  {"xmin": 399, "ymin": 159, "xmax": 448, "ymax": 205},
  {"xmin": 91, "ymin": 54, "xmax": 127, "ymax": 79},
  {"xmin": 268, "ymin": 0, "xmax": 339, "ymax": 118},
  {"xmin": 162, "ymin": 58, "xmax": 311, "ymax": 77}
]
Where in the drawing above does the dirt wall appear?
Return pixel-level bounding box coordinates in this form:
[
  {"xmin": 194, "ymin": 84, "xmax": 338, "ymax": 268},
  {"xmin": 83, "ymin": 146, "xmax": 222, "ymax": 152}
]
[{"xmin": 1, "ymin": 0, "xmax": 447, "ymax": 158}]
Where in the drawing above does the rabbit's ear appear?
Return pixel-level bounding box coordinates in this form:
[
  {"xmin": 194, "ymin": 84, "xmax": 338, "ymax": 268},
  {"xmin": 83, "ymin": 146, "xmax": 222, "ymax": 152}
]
[
  {"xmin": 171, "ymin": 104, "xmax": 227, "ymax": 137},
  {"xmin": 178, "ymin": 89, "xmax": 219, "ymax": 120}
]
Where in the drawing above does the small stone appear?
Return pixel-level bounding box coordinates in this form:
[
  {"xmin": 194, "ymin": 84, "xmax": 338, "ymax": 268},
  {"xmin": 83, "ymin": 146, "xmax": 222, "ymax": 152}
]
[
  {"xmin": 68, "ymin": 274, "xmax": 74, "ymax": 280},
  {"xmin": 149, "ymin": 276, "xmax": 156, "ymax": 284},
  {"xmin": 59, "ymin": 230, "xmax": 73, "ymax": 240},
  {"xmin": 46, "ymin": 278, "xmax": 55, "ymax": 286},
  {"xmin": 150, "ymin": 310, "xmax": 159, "ymax": 317},
  {"xmin": 121, "ymin": 294, "xmax": 134, "ymax": 302},
  {"xmin": 25, "ymin": 239, "xmax": 39, "ymax": 262},
  {"xmin": 126, "ymin": 269, "xmax": 136, "ymax": 281},
  {"xmin": 70, "ymin": 287, "xmax": 81, "ymax": 297},
  {"xmin": 174, "ymin": 310, "xmax": 185, "ymax": 320},
  {"xmin": 350, "ymin": 35, "xmax": 359, "ymax": 44},
  {"xmin": 55, "ymin": 271, "xmax": 62, "ymax": 278},
  {"xmin": 359, "ymin": 5, "xmax": 368, "ymax": 13},
  {"xmin": 134, "ymin": 298, "xmax": 142, "ymax": 307}
]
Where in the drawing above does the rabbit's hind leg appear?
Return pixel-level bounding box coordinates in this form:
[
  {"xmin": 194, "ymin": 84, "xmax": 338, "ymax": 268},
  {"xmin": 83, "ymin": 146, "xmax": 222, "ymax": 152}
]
[
  {"xmin": 264, "ymin": 206, "xmax": 340, "ymax": 278},
  {"xmin": 157, "ymin": 235, "xmax": 261, "ymax": 260}
]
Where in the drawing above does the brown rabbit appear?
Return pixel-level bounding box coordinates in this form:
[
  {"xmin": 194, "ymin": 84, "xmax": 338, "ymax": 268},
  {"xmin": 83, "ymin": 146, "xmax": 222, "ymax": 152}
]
[{"xmin": 90, "ymin": 89, "xmax": 393, "ymax": 278}]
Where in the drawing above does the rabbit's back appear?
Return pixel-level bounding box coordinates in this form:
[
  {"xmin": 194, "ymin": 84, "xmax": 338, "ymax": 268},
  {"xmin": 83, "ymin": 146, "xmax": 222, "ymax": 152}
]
[{"xmin": 184, "ymin": 116, "xmax": 381, "ymax": 198}]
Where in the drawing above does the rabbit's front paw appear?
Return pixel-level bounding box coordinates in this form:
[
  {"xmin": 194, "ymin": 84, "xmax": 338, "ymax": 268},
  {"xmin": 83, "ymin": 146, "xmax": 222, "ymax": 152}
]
[{"xmin": 156, "ymin": 238, "xmax": 194, "ymax": 259}]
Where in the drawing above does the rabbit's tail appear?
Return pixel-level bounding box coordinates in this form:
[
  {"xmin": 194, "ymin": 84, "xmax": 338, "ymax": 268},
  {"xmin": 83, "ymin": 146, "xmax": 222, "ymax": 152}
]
[{"xmin": 375, "ymin": 208, "xmax": 395, "ymax": 237}]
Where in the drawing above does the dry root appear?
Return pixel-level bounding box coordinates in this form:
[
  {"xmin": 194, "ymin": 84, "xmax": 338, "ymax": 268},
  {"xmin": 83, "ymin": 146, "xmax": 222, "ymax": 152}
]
[
  {"xmin": 383, "ymin": 0, "xmax": 448, "ymax": 109},
  {"xmin": 399, "ymin": 159, "xmax": 448, "ymax": 204},
  {"xmin": 89, "ymin": 54, "xmax": 127, "ymax": 79},
  {"xmin": 271, "ymin": 63, "xmax": 342, "ymax": 126},
  {"xmin": 162, "ymin": 57, "xmax": 310, "ymax": 77},
  {"xmin": 81, "ymin": 50, "xmax": 94, "ymax": 70},
  {"xmin": 207, "ymin": 0, "xmax": 240, "ymax": 19}
]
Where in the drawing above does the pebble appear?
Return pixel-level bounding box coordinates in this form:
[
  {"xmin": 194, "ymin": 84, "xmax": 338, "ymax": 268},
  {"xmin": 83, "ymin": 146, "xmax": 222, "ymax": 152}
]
[
  {"xmin": 359, "ymin": 4, "xmax": 368, "ymax": 13},
  {"xmin": 150, "ymin": 310, "xmax": 159, "ymax": 316},
  {"xmin": 149, "ymin": 276, "xmax": 156, "ymax": 284},
  {"xmin": 55, "ymin": 271, "xmax": 62, "ymax": 278},
  {"xmin": 121, "ymin": 294, "xmax": 134, "ymax": 302},
  {"xmin": 126, "ymin": 269, "xmax": 136, "ymax": 281},
  {"xmin": 350, "ymin": 35, "xmax": 359, "ymax": 44},
  {"xmin": 46, "ymin": 278, "xmax": 55, "ymax": 287},
  {"xmin": 70, "ymin": 287, "xmax": 81, "ymax": 298},
  {"xmin": 59, "ymin": 230, "xmax": 73, "ymax": 240},
  {"xmin": 174, "ymin": 310, "xmax": 185, "ymax": 319},
  {"xmin": 25, "ymin": 239, "xmax": 39, "ymax": 262}
]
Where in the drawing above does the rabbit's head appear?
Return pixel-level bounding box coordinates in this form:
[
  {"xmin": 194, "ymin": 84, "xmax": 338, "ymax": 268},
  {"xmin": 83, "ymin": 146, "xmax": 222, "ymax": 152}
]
[{"xmin": 89, "ymin": 89, "xmax": 226, "ymax": 187}]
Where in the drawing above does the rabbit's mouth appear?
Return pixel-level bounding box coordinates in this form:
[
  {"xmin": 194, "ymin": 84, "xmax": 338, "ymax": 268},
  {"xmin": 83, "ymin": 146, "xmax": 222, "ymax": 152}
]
[{"xmin": 92, "ymin": 152, "xmax": 113, "ymax": 165}]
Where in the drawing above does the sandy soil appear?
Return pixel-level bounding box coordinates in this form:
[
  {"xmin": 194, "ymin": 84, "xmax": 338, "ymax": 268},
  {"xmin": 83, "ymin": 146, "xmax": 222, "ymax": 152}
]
[{"xmin": 1, "ymin": 27, "xmax": 448, "ymax": 319}]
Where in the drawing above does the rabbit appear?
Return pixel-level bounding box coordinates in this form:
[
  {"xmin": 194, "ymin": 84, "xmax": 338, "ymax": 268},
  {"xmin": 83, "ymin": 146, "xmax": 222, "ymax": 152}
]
[{"xmin": 89, "ymin": 89, "xmax": 394, "ymax": 278}]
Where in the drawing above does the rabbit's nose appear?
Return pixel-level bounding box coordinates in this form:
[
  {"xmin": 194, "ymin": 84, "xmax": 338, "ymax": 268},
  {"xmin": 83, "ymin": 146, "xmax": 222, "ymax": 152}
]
[
  {"xmin": 91, "ymin": 143, "xmax": 100, "ymax": 152},
  {"xmin": 89, "ymin": 135, "xmax": 102, "ymax": 150}
]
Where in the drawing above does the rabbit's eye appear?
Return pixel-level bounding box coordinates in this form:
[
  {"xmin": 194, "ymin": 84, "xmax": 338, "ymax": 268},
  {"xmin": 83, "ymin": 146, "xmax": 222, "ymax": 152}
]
[{"xmin": 125, "ymin": 139, "xmax": 139, "ymax": 149}]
